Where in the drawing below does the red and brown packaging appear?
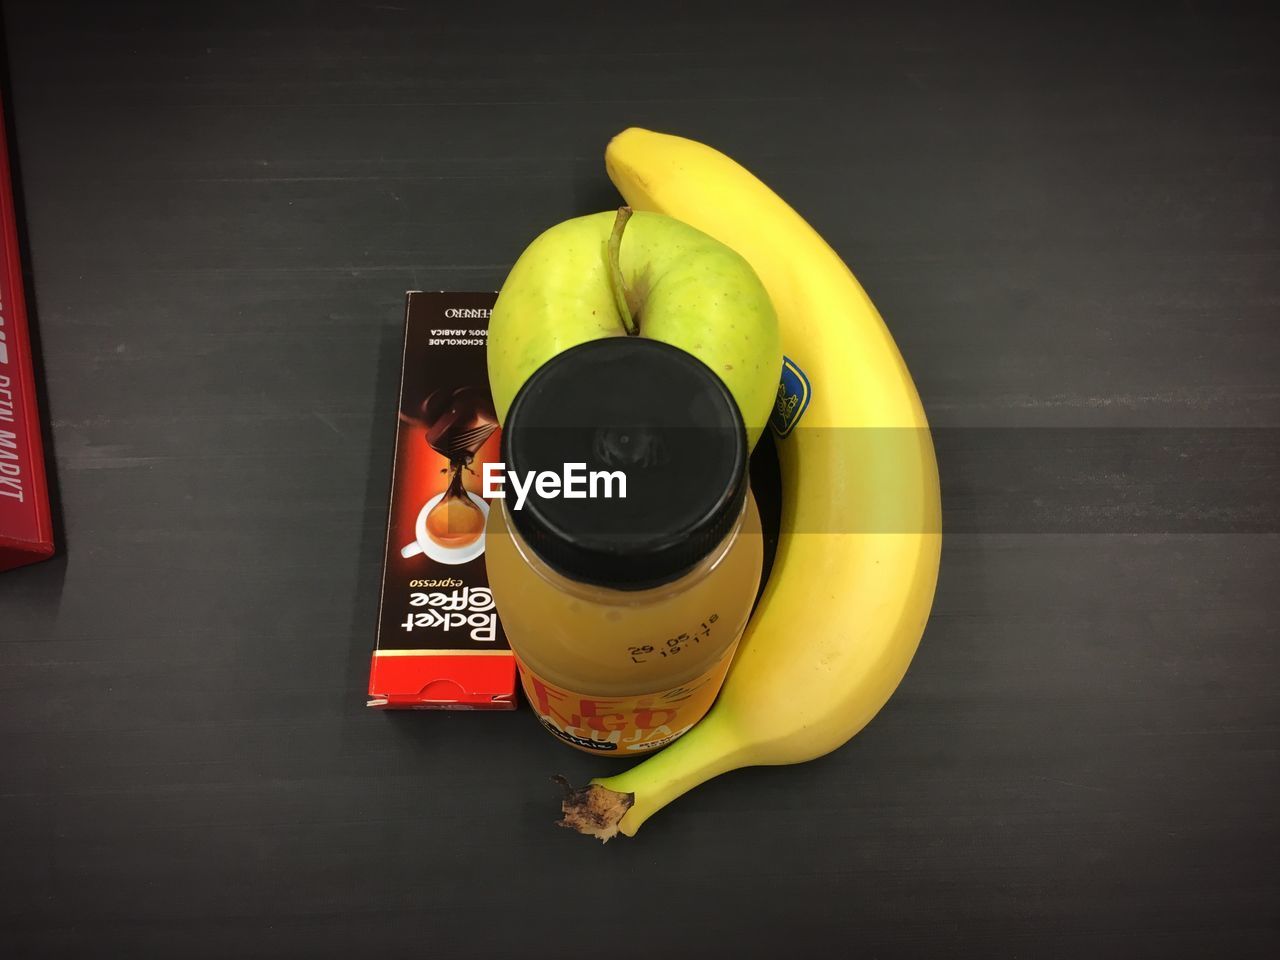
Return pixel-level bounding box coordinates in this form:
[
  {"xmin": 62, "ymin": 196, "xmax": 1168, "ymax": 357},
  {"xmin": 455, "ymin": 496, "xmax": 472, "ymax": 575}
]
[{"xmin": 368, "ymin": 291, "xmax": 515, "ymax": 709}]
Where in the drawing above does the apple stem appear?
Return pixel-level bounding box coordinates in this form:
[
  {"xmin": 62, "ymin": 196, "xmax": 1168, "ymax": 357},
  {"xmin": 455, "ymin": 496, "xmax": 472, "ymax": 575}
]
[{"xmin": 606, "ymin": 206, "xmax": 639, "ymax": 336}]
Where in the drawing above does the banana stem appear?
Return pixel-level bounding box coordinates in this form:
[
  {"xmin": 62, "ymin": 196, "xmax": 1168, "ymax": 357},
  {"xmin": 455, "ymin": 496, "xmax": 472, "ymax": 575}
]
[
  {"xmin": 559, "ymin": 709, "xmax": 748, "ymax": 840},
  {"xmin": 605, "ymin": 206, "xmax": 639, "ymax": 335}
]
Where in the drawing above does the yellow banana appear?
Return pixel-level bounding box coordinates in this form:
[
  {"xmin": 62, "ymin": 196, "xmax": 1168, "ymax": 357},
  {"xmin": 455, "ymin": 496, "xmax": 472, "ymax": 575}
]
[{"xmin": 559, "ymin": 128, "xmax": 942, "ymax": 840}]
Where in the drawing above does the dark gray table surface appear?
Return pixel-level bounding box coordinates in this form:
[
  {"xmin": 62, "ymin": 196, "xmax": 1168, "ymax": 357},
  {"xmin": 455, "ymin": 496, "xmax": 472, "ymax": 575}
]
[{"xmin": 1, "ymin": 2, "xmax": 1277, "ymax": 957}]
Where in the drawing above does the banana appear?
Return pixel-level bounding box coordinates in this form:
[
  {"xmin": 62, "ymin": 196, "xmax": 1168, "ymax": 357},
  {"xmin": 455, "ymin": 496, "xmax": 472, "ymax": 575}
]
[{"xmin": 558, "ymin": 129, "xmax": 942, "ymax": 840}]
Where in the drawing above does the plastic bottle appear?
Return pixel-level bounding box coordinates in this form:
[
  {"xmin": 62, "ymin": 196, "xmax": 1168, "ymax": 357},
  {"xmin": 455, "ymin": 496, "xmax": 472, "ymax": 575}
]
[{"xmin": 485, "ymin": 338, "xmax": 762, "ymax": 754}]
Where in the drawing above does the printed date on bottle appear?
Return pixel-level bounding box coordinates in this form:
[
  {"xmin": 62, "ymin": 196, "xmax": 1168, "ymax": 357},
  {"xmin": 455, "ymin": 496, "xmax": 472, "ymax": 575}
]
[{"xmin": 628, "ymin": 614, "xmax": 720, "ymax": 663}]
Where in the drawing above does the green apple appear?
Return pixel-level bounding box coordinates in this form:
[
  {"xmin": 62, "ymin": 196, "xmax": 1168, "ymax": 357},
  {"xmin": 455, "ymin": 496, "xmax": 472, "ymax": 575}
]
[{"xmin": 487, "ymin": 208, "xmax": 781, "ymax": 448}]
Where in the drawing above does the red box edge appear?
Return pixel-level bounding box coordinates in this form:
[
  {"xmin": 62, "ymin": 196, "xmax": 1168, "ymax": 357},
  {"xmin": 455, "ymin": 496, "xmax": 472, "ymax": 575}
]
[
  {"xmin": 0, "ymin": 91, "xmax": 55, "ymax": 559},
  {"xmin": 368, "ymin": 650, "xmax": 518, "ymax": 710}
]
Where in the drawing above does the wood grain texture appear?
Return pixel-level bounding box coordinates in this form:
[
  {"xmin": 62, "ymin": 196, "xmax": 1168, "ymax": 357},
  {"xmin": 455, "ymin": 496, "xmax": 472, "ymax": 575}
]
[{"xmin": 1, "ymin": 1, "xmax": 1277, "ymax": 957}]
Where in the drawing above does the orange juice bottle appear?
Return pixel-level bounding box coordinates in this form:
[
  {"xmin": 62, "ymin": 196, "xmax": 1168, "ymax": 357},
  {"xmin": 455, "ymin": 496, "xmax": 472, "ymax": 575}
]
[{"xmin": 484, "ymin": 338, "xmax": 762, "ymax": 754}]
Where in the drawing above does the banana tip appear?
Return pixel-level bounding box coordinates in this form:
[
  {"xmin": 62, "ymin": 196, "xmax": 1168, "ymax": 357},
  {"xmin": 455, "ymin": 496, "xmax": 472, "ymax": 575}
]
[{"xmin": 553, "ymin": 775, "xmax": 634, "ymax": 843}]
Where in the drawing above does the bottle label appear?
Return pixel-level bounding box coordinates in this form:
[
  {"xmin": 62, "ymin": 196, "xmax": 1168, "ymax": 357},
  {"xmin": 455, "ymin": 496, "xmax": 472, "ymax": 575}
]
[{"xmin": 514, "ymin": 642, "xmax": 740, "ymax": 754}]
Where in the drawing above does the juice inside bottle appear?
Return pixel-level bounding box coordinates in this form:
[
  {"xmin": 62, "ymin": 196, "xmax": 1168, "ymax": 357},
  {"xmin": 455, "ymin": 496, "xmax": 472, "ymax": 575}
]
[{"xmin": 484, "ymin": 337, "xmax": 763, "ymax": 755}]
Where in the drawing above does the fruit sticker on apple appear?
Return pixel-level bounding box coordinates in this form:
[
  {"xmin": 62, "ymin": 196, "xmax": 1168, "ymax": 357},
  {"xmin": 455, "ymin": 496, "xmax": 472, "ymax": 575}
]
[{"xmin": 487, "ymin": 207, "xmax": 782, "ymax": 450}]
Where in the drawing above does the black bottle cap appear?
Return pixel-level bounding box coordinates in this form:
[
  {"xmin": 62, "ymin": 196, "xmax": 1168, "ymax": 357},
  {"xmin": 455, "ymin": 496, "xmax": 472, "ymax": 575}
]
[{"xmin": 500, "ymin": 337, "xmax": 748, "ymax": 591}]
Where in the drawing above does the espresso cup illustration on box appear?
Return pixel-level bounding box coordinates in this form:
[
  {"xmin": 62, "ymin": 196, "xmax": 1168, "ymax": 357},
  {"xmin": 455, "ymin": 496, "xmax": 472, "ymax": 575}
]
[{"xmin": 401, "ymin": 489, "xmax": 490, "ymax": 564}]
